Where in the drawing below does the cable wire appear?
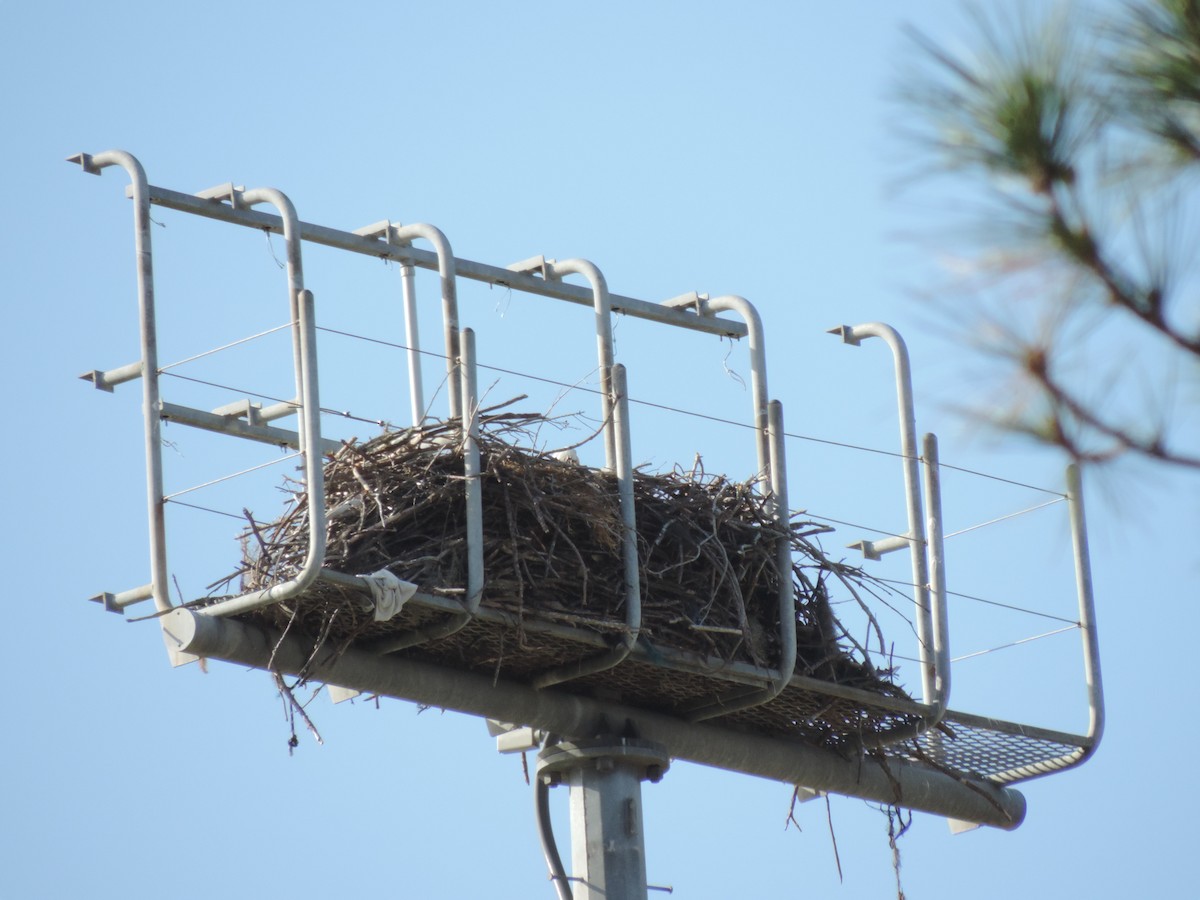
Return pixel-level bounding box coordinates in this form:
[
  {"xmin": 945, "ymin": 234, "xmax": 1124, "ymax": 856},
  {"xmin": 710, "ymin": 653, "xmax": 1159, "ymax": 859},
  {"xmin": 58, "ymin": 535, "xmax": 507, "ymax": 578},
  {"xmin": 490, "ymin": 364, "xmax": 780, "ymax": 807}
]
[
  {"xmin": 222, "ymin": 321, "xmax": 1067, "ymax": 497},
  {"xmin": 159, "ymin": 322, "xmax": 292, "ymax": 372},
  {"xmin": 162, "ymin": 453, "xmax": 301, "ymax": 501}
]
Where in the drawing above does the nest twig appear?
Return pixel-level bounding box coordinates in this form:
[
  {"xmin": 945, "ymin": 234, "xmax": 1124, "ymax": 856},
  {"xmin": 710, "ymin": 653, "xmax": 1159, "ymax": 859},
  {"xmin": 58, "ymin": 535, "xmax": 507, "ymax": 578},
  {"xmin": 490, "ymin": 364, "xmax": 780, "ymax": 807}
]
[{"xmin": 226, "ymin": 412, "xmax": 908, "ymax": 710}]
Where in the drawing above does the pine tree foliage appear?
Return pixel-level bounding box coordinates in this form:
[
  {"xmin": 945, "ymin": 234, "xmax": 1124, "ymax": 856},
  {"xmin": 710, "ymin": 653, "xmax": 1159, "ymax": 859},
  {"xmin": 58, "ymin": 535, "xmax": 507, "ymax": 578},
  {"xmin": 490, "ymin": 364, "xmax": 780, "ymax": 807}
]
[{"xmin": 904, "ymin": 0, "xmax": 1200, "ymax": 470}]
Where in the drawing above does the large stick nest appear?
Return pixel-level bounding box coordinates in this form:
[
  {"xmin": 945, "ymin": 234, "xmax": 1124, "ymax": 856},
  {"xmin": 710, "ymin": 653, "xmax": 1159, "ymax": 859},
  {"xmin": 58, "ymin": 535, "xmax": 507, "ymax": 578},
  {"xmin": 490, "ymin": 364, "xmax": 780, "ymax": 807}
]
[{"xmin": 228, "ymin": 412, "xmax": 909, "ymax": 723}]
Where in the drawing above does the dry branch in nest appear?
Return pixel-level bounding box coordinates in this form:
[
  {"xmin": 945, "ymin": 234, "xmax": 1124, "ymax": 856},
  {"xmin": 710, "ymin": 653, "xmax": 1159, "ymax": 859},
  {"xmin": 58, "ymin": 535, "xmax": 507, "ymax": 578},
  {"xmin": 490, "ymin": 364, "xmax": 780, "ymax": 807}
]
[{"xmin": 226, "ymin": 411, "xmax": 908, "ymax": 713}]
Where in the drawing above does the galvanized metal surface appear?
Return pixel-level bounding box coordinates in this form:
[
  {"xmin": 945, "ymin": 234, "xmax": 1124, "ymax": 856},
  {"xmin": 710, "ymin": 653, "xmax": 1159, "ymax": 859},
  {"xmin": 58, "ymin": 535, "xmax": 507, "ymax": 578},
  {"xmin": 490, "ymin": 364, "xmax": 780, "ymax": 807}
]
[
  {"xmin": 354, "ymin": 220, "xmax": 463, "ymax": 420},
  {"xmin": 137, "ymin": 183, "xmax": 749, "ymax": 339},
  {"xmin": 367, "ymin": 328, "xmax": 485, "ymax": 654},
  {"xmin": 684, "ymin": 400, "xmax": 796, "ymax": 721},
  {"xmin": 162, "ymin": 606, "xmax": 1028, "ymax": 829},
  {"xmin": 75, "ymin": 151, "xmax": 1102, "ymax": 838},
  {"xmin": 831, "ymin": 323, "xmax": 934, "ymax": 705},
  {"xmin": 536, "ymin": 739, "xmax": 670, "ymax": 900},
  {"xmin": 529, "ymin": 364, "xmax": 642, "ymax": 689},
  {"xmin": 194, "ymin": 287, "xmax": 328, "ymax": 618},
  {"xmin": 70, "ymin": 151, "xmax": 170, "ymax": 614}
]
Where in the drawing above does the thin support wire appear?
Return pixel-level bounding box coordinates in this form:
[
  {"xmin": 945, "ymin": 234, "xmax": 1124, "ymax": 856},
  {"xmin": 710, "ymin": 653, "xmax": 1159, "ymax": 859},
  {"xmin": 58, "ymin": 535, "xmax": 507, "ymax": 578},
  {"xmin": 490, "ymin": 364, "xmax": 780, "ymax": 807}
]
[
  {"xmin": 162, "ymin": 453, "xmax": 302, "ymax": 501},
  {"xmin": 873, "ymin": 577, "xmax": 1080, "ymax": 626},
  {"xmin": 883, "ymin": 624, "xmax": 1080, "ymax": 667},
  {"xmin": 165, "ymin": 323, "xmax": 1067, "ymax": 514},
  {"xmin": 944, "ymin": 497, "xmax": 1067, "ymax": 540},
  {"xmin": 158, "ymin": 322, "xmax": 292, "ymax": 372},
  {"xmin": 160, "ymin": 371, "xmax": 396, "ymax": 429},
  {"xmin": 804, "ymin": 513, "xmax": 909, "ymax": 541},
  {"xmin": 316, "ymin": 324, "xmax": 1063, "ymax": 495},
  {"xmin": 950, "ymin": 626, "xmax": 1081, "ymax": 664},
  {"xmin": 165, "ymin": 498, "xmax": 263, "ymax": 522}
]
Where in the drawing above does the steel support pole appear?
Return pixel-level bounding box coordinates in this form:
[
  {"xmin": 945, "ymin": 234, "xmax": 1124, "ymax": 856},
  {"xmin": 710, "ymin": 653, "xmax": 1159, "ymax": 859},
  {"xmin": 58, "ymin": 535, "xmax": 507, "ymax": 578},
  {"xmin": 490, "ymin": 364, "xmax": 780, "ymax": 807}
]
[
  {"xmin": 569, "ymin": 764, "xmax": 647, "ymax": 900},
  {"xmin": 538, "ymin": 739, "xmax": 669, "ymax": 900}
]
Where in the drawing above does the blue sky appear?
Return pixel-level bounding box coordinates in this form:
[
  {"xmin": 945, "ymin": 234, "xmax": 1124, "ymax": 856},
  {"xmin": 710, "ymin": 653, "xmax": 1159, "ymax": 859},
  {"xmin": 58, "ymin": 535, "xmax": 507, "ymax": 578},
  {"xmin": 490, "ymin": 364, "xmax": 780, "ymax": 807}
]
[{"xmin": 3, "ymin": 1, "xmax": 1197, "ymax": 897}]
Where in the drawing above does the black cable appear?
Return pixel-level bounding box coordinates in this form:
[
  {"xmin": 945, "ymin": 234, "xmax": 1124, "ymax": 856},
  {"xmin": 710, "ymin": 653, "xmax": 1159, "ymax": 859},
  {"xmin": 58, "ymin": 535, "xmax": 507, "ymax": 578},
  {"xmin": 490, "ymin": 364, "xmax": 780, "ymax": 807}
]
[{"xmin": 534, "ymin": 737, "xmax": 573, "ymax": 900}]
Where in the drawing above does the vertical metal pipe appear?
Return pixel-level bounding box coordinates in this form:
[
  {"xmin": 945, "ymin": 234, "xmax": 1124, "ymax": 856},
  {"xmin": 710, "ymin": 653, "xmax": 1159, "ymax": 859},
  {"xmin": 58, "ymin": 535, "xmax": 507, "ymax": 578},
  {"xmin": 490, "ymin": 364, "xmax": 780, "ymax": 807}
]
[
  {"xmin": 390, "ymin": 224, "xmax": 461, "ymax": 420},
  {"xmin": 531, "ymin": 364, "xmax": 640, "ymax": 688},
  {"xmin": 71, "ymin": 151, "xmax": 171, "ymax": 614},
  {"xmin": 1067, "ymin": 464, "xmax": 1105, "ymax": 748},
  {"xmin": 767, "ymin": 400, "xmax": 796, "ymax": 692},
  {"xmin": 613, "ymin": 363, "xmax": 641, "ymax": 651},
  {"xmin": 368, "ymin": 328, "xmax": 484, "ymax": 653},
  {"xmin": 687, "ymin": 400, "xmax": 795, "ymax": 720},
  {"xmin": 462, "ymin": 328, "xmax": 485, "ymax": 614},
  {"xmin": 921, "ymin": 433, "xmax": 950, "ymax": 722},
  {"xmin": 568, "ymin": 764, "xmax": 649, "ymax": 900},
  {"xmin": 399, "ymin": 263, "xmax": 426, "ymax": 425},
  {"xmin": 547, "ymin": 260, "xmax": 616, "ymax": 471}
]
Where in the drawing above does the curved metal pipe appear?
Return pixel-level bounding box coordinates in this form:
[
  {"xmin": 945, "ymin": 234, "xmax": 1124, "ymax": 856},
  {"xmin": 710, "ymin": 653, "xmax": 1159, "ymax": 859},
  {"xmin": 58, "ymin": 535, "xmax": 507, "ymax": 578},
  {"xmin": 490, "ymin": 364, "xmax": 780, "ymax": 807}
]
[
  {"xmin": 698, "ymin": 295, "xmax": 770, "ymax": 483},
  {"xmin": 662, "ymin": 292, "xmax": 770, "ymax": 484},
  {"xmin": 935, "ymin": 463, "xmax": 1103, "ymax": 783},
  {"xmin": 69, "ymin": 150, "xmax": 170, "ymax": 614},
  {"xmin": 201, "ymin": 288, "xmax": 327, "ymax": 618},
  {"xmin": 829, "ymin": 323, "xmax": 936, "ymax": 705},
  {"xmin": 530, "ymin": 364, "xmax": 641, "ymax": 688},
  {"xmin": 389, "ymin": 224, "xmax": 462, "ymax": 420},
  {"xmin": 240, "ymin": 188, "xmax": 307, "ymax": 429},
  {"xmin": 197, "ymin": 188, "xmax": 326, "ymax": 619},
  {"xmin": 546, "ymin": 259, "xmax": 616, "ymax": 471},
  {"xmin": 652, "ymin": 292, "xmax": 798, "ymax": 719}
]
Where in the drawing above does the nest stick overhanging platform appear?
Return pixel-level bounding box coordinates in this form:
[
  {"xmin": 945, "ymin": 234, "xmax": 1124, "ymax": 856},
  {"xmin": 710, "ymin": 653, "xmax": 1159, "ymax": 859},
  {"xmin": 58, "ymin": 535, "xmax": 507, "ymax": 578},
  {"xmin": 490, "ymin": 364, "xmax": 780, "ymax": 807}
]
[{"xmin": 76, "ymin": 151, "xmax": 1102, "ymax": 831}]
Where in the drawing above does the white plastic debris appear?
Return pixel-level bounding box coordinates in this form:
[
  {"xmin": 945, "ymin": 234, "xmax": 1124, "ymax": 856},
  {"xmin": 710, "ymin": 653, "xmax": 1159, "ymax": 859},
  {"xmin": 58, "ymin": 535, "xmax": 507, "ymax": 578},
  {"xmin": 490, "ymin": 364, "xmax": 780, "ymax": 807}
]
[
  {"xmin": 357, "ymin": 569, "xmax": 418, "ymax": 622},
  {"xmin": 327, "ymin": 496, "xmax": 365, "ymax": 520}
]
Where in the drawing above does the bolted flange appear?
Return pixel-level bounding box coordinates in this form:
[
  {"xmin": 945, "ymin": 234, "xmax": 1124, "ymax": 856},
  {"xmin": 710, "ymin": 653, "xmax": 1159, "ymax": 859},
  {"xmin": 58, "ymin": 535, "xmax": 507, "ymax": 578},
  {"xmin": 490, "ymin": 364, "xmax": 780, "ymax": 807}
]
[{"xmin": 536, "ymin": 736, "xmax": 671, "ymax": 787}]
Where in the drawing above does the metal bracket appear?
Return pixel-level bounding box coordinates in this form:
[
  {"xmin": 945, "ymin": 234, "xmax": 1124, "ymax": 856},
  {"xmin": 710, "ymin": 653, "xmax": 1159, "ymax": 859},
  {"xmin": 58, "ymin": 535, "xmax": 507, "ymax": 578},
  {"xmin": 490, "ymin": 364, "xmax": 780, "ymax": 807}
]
[
  {"xmin": 353, "ymin": 219, "xmax": 396, "ymax": 243},
  {"xmin": 79, "ymin": 361, "xmax": 143, "ymax": 392},
  {"xmin": 489, "ymin": 722, "xmax": 544, "ymax": 755},
  {"xmin": 66, "ymin": 152, "xmax": 99, "ymax": 175},
  {"xmin": 792, "ymin": 786, "xmax": 825, "ymax": 804},
  {"xmin": 327, "ymin": 685, "xmax": 362, "ymax": 704},
  {"xmin": 506, "ymin": 255, "xmax": 552, "ymax": 280},
  {"xmin": 212, "ymin": 398, "xmax": 264, "ymax": 427},
  {"xmin": 827, "ymin": 324, "xmax": 863, "ymax": 346},
  {"xmin": 847, "ymin": 534, "xmax": 912, "ymax": 561},
  {"xmin": 537, "ymin": 736, "xmax": 670, "ymax": 786},
  {"xmin": 948, "ymin": 817, "xmax": 983, "ymax": 835},
  {"xmin": 661, "ymin": 291, "xmax": 707, "ymax": 312},
  {"xmin": 195, "ymin": 182, "xmax": 246, "ymax": 209},
  {"xmin": 89, "ymin": 583, "xmax": 154, "ymax": 613}
]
